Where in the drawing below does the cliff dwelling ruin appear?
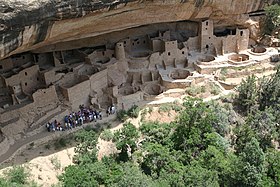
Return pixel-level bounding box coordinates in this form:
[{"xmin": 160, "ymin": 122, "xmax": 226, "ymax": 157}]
[{"xmin": 0, "ymin": 0, "xmax": 279, "ymax": 162}]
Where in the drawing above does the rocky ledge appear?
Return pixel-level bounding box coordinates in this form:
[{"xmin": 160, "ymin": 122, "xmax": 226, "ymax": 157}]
[{"xmin": 0, "ymin": 0, "xmax": 275, "ymax": 60}]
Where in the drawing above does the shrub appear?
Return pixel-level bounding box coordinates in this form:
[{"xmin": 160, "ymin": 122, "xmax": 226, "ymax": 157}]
[
  {"xmin": 4, "ymin": 166, "xmax": 29, "ymax": 185},
  {"xmin": 44, "ymin": 144, "xmax": 51, "ymax": 150},
  {"xmin": 84, "ymin": 125, "xmax": 94, "ymax": 131},
  {"xmin": 263, "ymin": 4, "xmax": 280, "ymax": 35},
  {"xmin": 54, "ymin": 138, "xmax": 67, "ymax": 150},
  {"xmin": 148, "ymin": 107, "xmax": 153, "ymax": 113},
  {"xmin": 100, "ymin": 129, "xmax": 114, "ymax": 141},
  {"xmin": 210, "ymin": 86, "xmax": 220, "ymax": 95},
  {"xmin": 235, "ymin": 75, "xmax": 257, "ymax": 113},
  {"xmin": 159, "ymin": 103, "xmax": 173, "ymax": 113},
  {"xmin": 127, "ymin": 105, "xmax": 140, "ymax": 118},
  {"xmin": 171, "ymin": 104, "xmax": 182, "ymax": 112},
  {"xmin": 200, "ymin": 85, "xmax": 206, "ymax": 93},
  {"xmin": 220, "ymin": 68, "xmax": 228, "ymax": 75},
  {"xmin": 50, "ymin": 156, "xmax": 62, "ymax": 170},
  {"xmin": 117, "ymin": 110, "xmax": 128, "ymax": 122},
  {"xmin": 186, "ymin": 85, "xmax": 202, "ymax": 96}
]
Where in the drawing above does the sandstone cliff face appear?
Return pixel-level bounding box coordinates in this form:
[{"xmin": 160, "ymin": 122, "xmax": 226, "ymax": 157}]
[{"xmin": 0, "ymin": 0, "xmax": 275, "ymax": 59}]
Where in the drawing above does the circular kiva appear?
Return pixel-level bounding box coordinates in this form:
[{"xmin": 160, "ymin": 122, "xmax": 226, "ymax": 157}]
[
  {"xmin": 169, "ymin": 69, "xmax": 191, "ymax": 80},
  {"xmin": 144, "ymin": 83, "xmax": 162, "ymax": 95},
  {"xmin": 196, "ymin": 55, "xmax": 215, "ymax": 65},
  {"xmin": 228, "ymin": 54, "xmax": 249, "ymax": 62},
  {"xmin": 251, "ymin": 46, "xmax": 266, "ymax": 53}
]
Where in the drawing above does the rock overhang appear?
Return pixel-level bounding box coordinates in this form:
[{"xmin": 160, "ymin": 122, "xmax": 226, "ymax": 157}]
[{"xmin": 0, "ymin": 0, "xmax": 275, "ymax": 60}]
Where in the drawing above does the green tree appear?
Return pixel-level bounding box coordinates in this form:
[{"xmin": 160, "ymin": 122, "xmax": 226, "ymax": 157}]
[
  {"xmin": 237, "ymin": 138, "xmax": 265, "ymax": 187},
  {"xmin": 246, "ymin": 108, "xmax": 278, "ymax": 150},
  {"xmin": 59, "ymin": 165, "xmax": 99, "ymax": 187},
  {"xmin": 236, "ymin": 75, "xmax": 258, "ymax": 114},
  {"xmin": 208, "ymin": 101, "xmax": 234, "ymax": 136},
  {"xmin": 172, "ymin": 98, "xmax": 217, "ymax": 159},
  {"xmin": 259, "ymin": 67, "xmax": 280, "ymax": 111},
  {"xmin": 140, "ymin": 142, "xmax": 185, "ymax": 185},
  {"xmin": 0, "ymin": 166, "xmax": 39, "ymax": 187},
  {"xmin": 140, "ymin": 121, "xmax": 174, "ymax": 147},
  {"xmin": 109, "ymin": 162, "xmax": 153, "ymax": 187},
  {"xmin": 234, "ymin": 122, "xmax": 256, "ymax": 153},
  {"xmin": 4, "ymin": 166, "xmax": 29, "ymax": 185},
  {"xmin": 74, "ymin": 129, "xmax": 99, "ymax": 165},
  {"xmin": 263, "ymin": 4, "xmax": 280, "ymax": 35},
  {"xmin": 113, "ymin": 122, "xmax": 139, "ymax": 161},
  {"xmin": 184, "ymin": 163, "xmax": 219, "ymax": 187},
  {"xmin": 265, "ymin": 149, "xmax": 280, "ymax": 186}
]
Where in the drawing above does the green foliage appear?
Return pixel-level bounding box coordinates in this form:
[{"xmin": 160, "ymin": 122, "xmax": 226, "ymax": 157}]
[
  {"xmin": 113, "ymin": 122, "xmax": 139, "ymax": 161},
  {"xmin": 54, "ymin": 138, "xmax": 68, "ymax": 150},
  {"xmin": 237, "ymin": 138, "xmax": 265, "ymax": 187},
  {"xmin": 127, "ymin": 105, "xmax": 141, "ymax": 118},
  {"xmin": 184, "ymin": 163, "xmax": 219, "ymax": 187},
  {"xmin": 4, "ymin": 166, "xmax": 29, "ymax": 185},
  {"xmin": 259, "ymin": 67, "xmax": 280, "ymax": 110},
  {"xmin": 59, "ymin": 96, "xmax": 280, "ymax": 187},
  {"xmin": 116, "ymin": 105, "xmax": 140, "ymax": 122},
  {"xmin": 100, "ymin": 129, "xmax": 114, "ymax": 141},
  {"xmin": 59, "ymin": 164, "xmax": 99, "ymax": 187},
  {"xmin": 210, "ymin": 83, "xmax": 220, "ymax": 95},
  {"xmin": 186, "ymin": 85, "xmax": 205, "ymax": 96},
  {"xmin": 172, "ymin": 98, "xmax": 217, "ymax": 155},
  {"xmin": 265, "ymin": 149, "xmax": 280, "ymax": 186},
  {"xmin": 50, "ymin": 156, "xmax": 62, "ymax": 170},
  {"xmin": 0, "ymin": 166, "xmax": 40, "ymax": 187},
  {"xmin": 74, "ymin": 129, "xmax": 99, "ymax": 164},
  {"xmin": 220, "ymin": 67, "xmax": 228, "ymax": 75},
  {"xmin": 158, "ymin": 102, "xmax": 182, "ymax": 113},
  {"xmin": 236, "ymin": 75, "xmax": 258, "ymax": 113},
  {"xmin": 208, "ymin": 101, "xmax": 233, "ymax": 136},
  {"xmin": 116, "ymin": 109, "xmax": 128, "ymax": 122},
  {"xmin": 140, "ymin": 121, "xmax": 174, "ymax": 146},
  {"xmin": 234, "ymin": 122, "xmax": 256, "ymax": 153},
  {"xmin": 110, "ymin": 162, "xmax": 154, "ymax": 187},
  {"xmin": 263, "ymin": 4, "xmax": 280, "ymax": 35},
  {"xmin": 245, "ymin": 108, "xmax": 279, "ymax": 150},
  {"xmin": 158, "ymin": 103, "xmax": 172, "ymax": 113}
]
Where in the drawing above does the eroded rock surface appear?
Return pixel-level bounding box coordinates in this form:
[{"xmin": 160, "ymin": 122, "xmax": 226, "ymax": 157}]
[{"xmin": 0, "ymin": 0, "xmax": 275, "ymax": 59}]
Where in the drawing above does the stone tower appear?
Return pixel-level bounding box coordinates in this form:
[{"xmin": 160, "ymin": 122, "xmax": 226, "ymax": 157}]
[{"xmin": 115, "ymin": 42, "xmax": 126, "ymax": 60}]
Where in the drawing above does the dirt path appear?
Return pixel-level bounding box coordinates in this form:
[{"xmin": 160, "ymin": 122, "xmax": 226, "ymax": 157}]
[
  {"xmin": 0, "ymin": 113, "xmax": 117, "ymax": 166},
  {"xmin": 0, "ymin": 130, "xmax": 51, "ymax": 165}
]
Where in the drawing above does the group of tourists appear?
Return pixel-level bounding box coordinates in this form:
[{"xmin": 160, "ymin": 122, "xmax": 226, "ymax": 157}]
[{"xmin": 46, "ymin": 104, "xmax": 116, "ymax": 132}]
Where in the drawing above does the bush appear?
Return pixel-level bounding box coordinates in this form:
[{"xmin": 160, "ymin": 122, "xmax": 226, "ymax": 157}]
[
  {"xmin": 127, "ymin": 105, "xmax": 140, "ymax": 118},
  {"xmin": 200, "ymin": 85, "xmax": 206, "ymax": 93},
  {"xmin": 50, "ymin": 156, "xmax": 62, "ymax": 170},
  {"xmin": 100, "ymin": 129, "xmax": 114, "ymax": 141},
  {"xmin": 159, "ymin": 102, "xmax": 182, "ymax": 113},
  {"xmin": 4, "ymin": 166, "xmax": 29, "ymax": 185},
  {"xmin": 54, "ymin": 138, "xmax": 67, "ymax": 150},
  {"xmin": 159, "ymin": 103, "xmax": 173, "ymax": 113},
  {"xmin": 45, "ymin": 144, "xmax": 51, "ymax": 150},
  {"xmin": 263, "ymin": 4, "xmax": 280, "ymax": 35},
  {"xmin": 210, "ymin": 85, "xmax": 220, "ymax": 95},
  {"xmin": 235, "ymin": 75, "xmax": 257, "ymax": 113},
  {"xmin": 186, "ymin": 85, "xmax": 203, "ymax": 96},
  {"xmin": 172, "ymin": 104, "xmax": 182, "ymax": 112},
  {"xmin": 84, "ymin": 125, "xmax": 94, "ymax": 131},
  {"xmin": 117, "ymin": 110, "xmax": 128, "ymax": 122},
  {"xmin": 116, "ymin": 105, "xmax": 140, "ymax": 121}
]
